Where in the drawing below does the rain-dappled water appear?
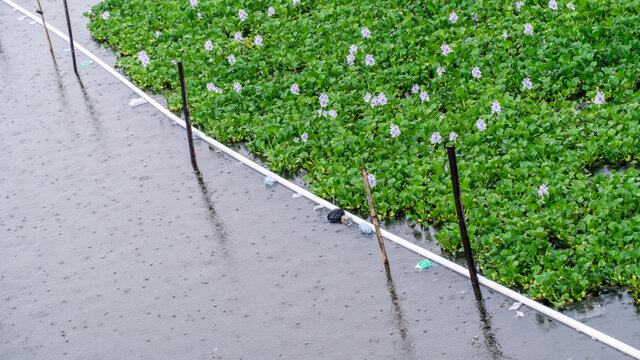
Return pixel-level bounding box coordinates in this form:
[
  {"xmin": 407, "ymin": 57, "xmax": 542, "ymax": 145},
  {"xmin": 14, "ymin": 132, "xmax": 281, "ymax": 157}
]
[{"xmin": 1, "ymin": 1, "xmax": 639, "ymax": 359}]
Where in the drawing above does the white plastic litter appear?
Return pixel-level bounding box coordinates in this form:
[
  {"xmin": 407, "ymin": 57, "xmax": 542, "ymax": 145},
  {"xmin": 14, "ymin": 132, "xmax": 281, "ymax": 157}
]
[
  {"xmin": 509, "ymin": 301, "xmax": 523, "ymax": 311},
  {"xmin": 291, "ymin": 193, "xmax": 302, "ymax": 198},
  {"xmin": 129, "ymin": 97, "xmax": 148, "ymax": 107},
  {"xmin": 516, "ymin": 310, "xmax": 525, "ymax": 318},
  {"xmin": 359, "ymin": 223, "xmax": 373, "ymax": 234},
  {"xmin": 313, "ymin": 204, "xmax": 325, "ymax": 211},
  {"xmin": 17, "ymin": 15, "xmax": 25, "ymax": 20}
]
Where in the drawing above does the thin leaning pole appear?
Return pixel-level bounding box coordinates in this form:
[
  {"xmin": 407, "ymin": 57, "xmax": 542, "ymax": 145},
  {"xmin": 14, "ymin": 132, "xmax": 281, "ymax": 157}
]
[
  {"xmin": 177, "ymin": 62, "xmax": 198, "ymax": 170},
  {"xmin": 446, "ymin": 145, "xmax": 479, "ymax": 286},
  {"xmin": 35, "ymin": 0, "xmax": 54, "ymax": 57},
  {"xmin": 360, "ymin": 164, "xmax": 389, "ymax": 265},
  {"xmin": 61, "ymin": 0, "xmax": 78, "ymax": 75}
]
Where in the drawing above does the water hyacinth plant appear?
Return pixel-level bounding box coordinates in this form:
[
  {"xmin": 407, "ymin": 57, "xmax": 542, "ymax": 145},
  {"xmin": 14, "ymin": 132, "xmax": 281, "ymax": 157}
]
[{"xmin": 88, "ymin": 0, "xmax": 640, "ymax": 306}]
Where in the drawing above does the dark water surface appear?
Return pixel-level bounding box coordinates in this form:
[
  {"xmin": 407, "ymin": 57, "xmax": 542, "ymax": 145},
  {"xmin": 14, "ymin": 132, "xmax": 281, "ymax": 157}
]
[{"xmin": 1, "ymin": 1, "xmax": 638, "ymax": 359}]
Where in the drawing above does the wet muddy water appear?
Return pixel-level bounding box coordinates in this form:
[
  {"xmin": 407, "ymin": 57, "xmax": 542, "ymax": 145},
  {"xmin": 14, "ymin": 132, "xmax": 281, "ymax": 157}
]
[{"xmin": 1, "ymin": 1, "xmax": 639, "ymax": 359}]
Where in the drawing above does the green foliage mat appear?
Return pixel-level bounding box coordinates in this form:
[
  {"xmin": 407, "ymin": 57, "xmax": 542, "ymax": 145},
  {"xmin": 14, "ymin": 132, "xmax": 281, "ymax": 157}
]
[{"xmin": 86, "ymin": 0, "xmax": 640, "ymax": 306}]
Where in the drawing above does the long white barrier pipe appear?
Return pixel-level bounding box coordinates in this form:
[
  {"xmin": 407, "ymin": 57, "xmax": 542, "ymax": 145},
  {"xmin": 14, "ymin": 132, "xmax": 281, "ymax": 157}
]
[{"xmin": 4, "ymin": 0, "xmax": 639, "ymax": 357}]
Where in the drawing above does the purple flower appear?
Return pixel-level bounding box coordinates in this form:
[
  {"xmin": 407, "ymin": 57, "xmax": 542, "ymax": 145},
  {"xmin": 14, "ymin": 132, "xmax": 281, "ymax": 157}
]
[
  {"xmin": 234, "ymin": 31, "xmax": 243, "ymax": 42},
  {"xmin": 441, "ymin": 44, "xmax": 453, "ymax": 56},
  {"xmin": 101, "ymin": 11, "xmax": 110, "ymax": 20},
  {"xmin": 301, "ymin": 132, "xmax": 308, "ymax": 142},
  {"xmin": 317, "ymin": 109, "xmax": 327, "ymax": 117},
  {"xmin": 267, "ymin": 6, "xmax": 275, "ymax": 16},
  {"xmin": 440, "ymin": 113, "xmax": 446, "ymax": 120},
  {"xmin": 594, "ymin": 91, "xmax": 605, "ymax": 105},
  {"xmin": 233, "ymin": 82, "xmax": 242, "ymax": 93},
  {"xmin": 420, "ymin": 91, "xmax": 430, "ymax": 103},
  {"xmin": 390, "ymin": 124, "xmax": 400, "ymax": 138},
  {"xmin": 254, "ymin": 35, "xmax": 263, "ymax": 47},
  {"xmin": 328, "ymin": 110, "xmax": 338, "ymax": 119},
  {"xmin": 293, "ymin": 0, "xmax": 300, "ymax": 5},
  {"xmin": 190, "ymin": 0, "xmax": 198, "ymax": 9},
  {"xmin": 206, "ymin": 83, "xmax": 222, "ymax": 93},
  {"xmin": 319, "ymin": 93, "xmax": 329, "ymax": 108},
  {"xmin": 472, "ymin": 66, "xmax": 482, "ymax": 79},
  {"xmin": 293, "ymin": 137, "xmax": 299, "ymax": 143},
  {"xmin": 138, "ymin": 50, "xmax": 150, "ymax": 67},
  {"xmin": 377, "ymin": 92, "xmax": 388, "ymax": 106},
  {"xmin": 437, "ymin": 66, "xmax": 446, "ymax": 77},
  {"xmin": 476, "ymin": 119, "xmax": 487, "ymax": 131},
  {"xmin": 197, "ymin": 12, "xmax": 202, "ymax": 19},
  {"xmin": 411, "ymin": 84, "xmax": 420, "ymax": 94},
  {"xmin": 349, "ymin": 44, "xmax": 358, "ymax": 55},
  {"xmin": 502, "ymin": 31, "xmax": 509, "ymax": 40},
  {"xmin": 524, "ymin": 23, "xmax": 533, "ymax": 35},
  {"xmin": 205, "ymin": 40, "xmax": 213, "ymax": 51},
  {"xmin": 491, "ymin": 101, "xmax": 502, "ymax": 115},
  {"xmin": 239, "ymin": 9, "xmax": 248, "ymax": 22},
  {"xmin": 471, "ymin": 13, "xmax": 478, "ymax": 22},
  {"xmin": 566, "ymin": 3, "xmax": 575, "ymax": 10},
  {"xmin": 522, "ymin": 77, "xmax": 532, "ymax": 90},
  {"xmin": 449, "ymin": 131, "xmax": 458, "ymax": 142},
  {"xmin": 367, "ymin": 173, "xmax": 377, "ymax": 188},
  {"xmin": 364, "ymin": 93, "xmax": 372, "ymax": 103},
  {"xmin": 430, "ymin": 132, "xmax": 442, "ymax": 144},
  {"xmin": 365, "ymin": 54, "xmax": 375, "ymax": 66},
  {"xmin": 548, "ymin": 0, "xmax": 558, "ymax": 10},
  {"xmin": 370, "ymin": 97, "xmax": 379, "ymax": 108},
  {"xmin": 290, "ymin": 83, "xmax": 300, "ymax": 95},
  {"xmin": 449, "ymin": 11, "xmax": 458, "ymax": 24},
  {"xmin": 361, "ymin": 27, "xmax": 371, "ymax": 38},
  {"xmin": 516, "ymin": 1, "xmax": 524, "ymax": 10},
  {"xmin": 228, "ymin": 54, "xmax": 236, "ymax": 65},
  {"xmin": 538, "ymin": 184, "xmax": 549, "ymax": 198},
  {"xmin": 346, "ymin": 54, "xmax": 355, "ymax": 66},
  {"xmin": 155, "ymin": 31, "xmax": 161, "ymax": 39}
]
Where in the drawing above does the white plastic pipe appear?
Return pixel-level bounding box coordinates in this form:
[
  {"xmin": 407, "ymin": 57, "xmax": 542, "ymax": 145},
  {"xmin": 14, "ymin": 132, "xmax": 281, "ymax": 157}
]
[{"xmin": 4, "ymin": 0, "xmax": 639, "ymax": 357}]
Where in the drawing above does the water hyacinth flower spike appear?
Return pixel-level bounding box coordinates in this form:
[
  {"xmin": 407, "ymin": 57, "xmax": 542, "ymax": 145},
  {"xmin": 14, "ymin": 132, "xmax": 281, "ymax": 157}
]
[
  {"xmin": 300, "ymin": 132, "xmax": 308, "ymax": 142},
  {"xmin": 476, "ymin": 119, "xmax": 487, "ymax": 131},
  {"xmin": 538, "ymin": 184, "xmax": 549, "ymax": 198},
  {"xmin": 234, "ymin": 32, "xmax": 243, "ymax": 42},
  {"xmin": 594, "ymin": 91, "xmax": 605, "ymax": 105},
  {"xmin": 239, "ymin": 9, "xmax": 248, "ymax": 22},
  {"xmin": 420, "ymin": 91, "xmax": 430, "ymax": 103},
  {"xmin": 548, "ymin": 0, "xmax": 558, "ymax": 10},
  {"xmin": 524, "ymin": 23, "xmax": 533, "ymax": 35},
  {"xmin": 101, "ymin": 11, "xmax": 110, "ymax": 20},
  {"xmin": 365, "ymin": 54, "xmax": 375, "ymax": 66},
  {"xmin": 441, "ymin": 44, "xmax": 453, "ymax": 56},
  {"xmin": 318, "ymin": 93, "xmax": 329, "ymax": 108},
  {"xmin": 205, "ymin": 40, "xmax": 213, "ymax": 51},
  {"xmin": 367, "ymin": 173, "xmax": 377, "ymax": 188},
  {"xmin": 227, "ymin": 54, "xmax": 236, "ymax": 65},
  {"xmin": 267, "ymin": 6, "xmax": 275, "ymax": 17},
  {"xmin": 472, "ymin": 67, "xmax": 482, "ymax": 79},
  {"xmin": 516, "ymin": 1, "xmax": 524, "ymax": 10},
  {"xmin": 290, "ymin": 83, "xmax": 300, "ymax": 95},
  {"xmin": 190, "ymin": 0, "xmax": 197, "ymax": 9},
  {"xmin": 430, "ymin": 132, "xmax": 442, "ymax": 144},
  {"xmin": 233, "ymin": 82, "xmax": 242, "ymax": 93},
  {"xmin": 449, "ymin": 132, "xmax": 458, "ymax": 142},
  {"xmin": 254, "ymin": 35, "xmax": 263, "ymax": 47},
  {"xmin": 437, "ymin": 66, "xmax": 446, "ymax": 77},
  {"xmin": 361, "ymin": 27, "xmax": 371, "ymax": 38},
  {"xmin": 491, "ymin": 101, "xmax": 501, "ymax": 115},
  {"xmin": 138, "ymin": 50, "xmax": 150, "ymax": 67},
  {"xmin": 347, "ymin": 54, "xmax": 355, "ymax": 66},
  {"xmin": 411, "ymin": 84, "xmax": 420, "ymax": 94},
  {"xmin": 390, "ymin": 124, "xmax": 400, "ymax": 138},
  {"xmin": 449, "ymin": 11, "xmax": 458, "ymax": 24},
  {"xmin": 522, "ymin": 78, "xmax": 532, "ymax": 90}
]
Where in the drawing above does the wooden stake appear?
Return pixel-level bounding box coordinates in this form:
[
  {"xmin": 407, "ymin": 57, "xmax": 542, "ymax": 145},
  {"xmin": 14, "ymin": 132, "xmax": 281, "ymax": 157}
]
[
  {"xmin": 360, "ymin": 164, "xmax": 389, "ymax": 265},
  {"xmin": 177, "ymin": 62, "xmax": 198, "ymax": 170},
  {"xmin": 35, "ymin": 0, "xmax": 54, "ymax": 57}
]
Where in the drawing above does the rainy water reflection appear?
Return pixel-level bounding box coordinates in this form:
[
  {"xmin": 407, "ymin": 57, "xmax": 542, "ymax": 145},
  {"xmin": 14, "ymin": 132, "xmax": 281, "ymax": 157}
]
[
  {"xmin": 472, "ymin": 284, "xmax": 509, "ymax": 359},
  {"xmin": 383, "ymin": 263, "xmax": 416, "ymax": 359},
  {"xmin": 194, "ymin": 169, "xmax": 232, "ymax": 258}
]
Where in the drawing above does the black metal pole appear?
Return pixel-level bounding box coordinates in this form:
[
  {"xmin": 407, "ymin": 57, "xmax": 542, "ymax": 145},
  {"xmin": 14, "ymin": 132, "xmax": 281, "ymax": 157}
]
[
  {"xmin": 446, "ymin": 146, "xmax": 479, "ymax": 285},
  {"xmin": 61, "ymin": 0, "xmax": 78, "ymax": 75},
  {"xmin": 177, "ymin": 62, "xmax": 198, "ymax": 170}
]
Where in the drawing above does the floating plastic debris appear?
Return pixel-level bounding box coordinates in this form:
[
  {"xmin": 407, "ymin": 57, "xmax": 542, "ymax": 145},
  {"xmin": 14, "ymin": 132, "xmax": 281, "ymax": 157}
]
[
  {"xmin": 80, "ymin": 61, "xmax": 94, "ymax": 67},
  {"xmin": 313, "ymin": 204, "xmax": 325, "ymax": 211},
  {"xmin": 129, "ymin": 97, "xmax": 148, "ymax": 107},
  {"xmin": 509, "ymin": 301, "xmax": 523, "ymax": 311},
  {"xmin": 30, "ymin": 21, "xmax": 37, "ymax": 24},
  {"xmin": 341, "ymin": 215, "xmax": 353, "ymax": 225},
  {"xmin": 263, "ymin": 175, "xmax": 276, "ymax": 187},
  {"xmin": 291, "ymin": 193, "xmax": 302, "ymax": 198},
  {"xmin": 359, "ymin": 223, "xmax": 373, "ymax": 234},
  {"xmin": 327, "ymin": 208, "xmax": 345, "ymax": 223},
  {"xmin": 17, "ymin": 15, "xmax": 26, "ymax": 21},
  {"xmin": 415, "ymin": 259, "xmax": 432, "ymax": 270},
  {"xmin": 516, "ymin": 310, "xmax": 525, "ymax": 317}
]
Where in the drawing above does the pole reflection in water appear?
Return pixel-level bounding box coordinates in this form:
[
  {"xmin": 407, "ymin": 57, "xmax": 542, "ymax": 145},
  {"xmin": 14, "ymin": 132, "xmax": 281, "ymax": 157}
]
[
  {"xmin": 75, "ymin": 76, "xmax": 103, "ymax": 138},
  {"xmin": 383, "ymin": 263, "xmax": 416, "ymax": 359},
  {"xmin": 472, "ymin": 284, "xmax": 510, "ymax": 359},
  {"xmin": 194, "ymin": 169, "xmax": 232, "ymax": 260}
]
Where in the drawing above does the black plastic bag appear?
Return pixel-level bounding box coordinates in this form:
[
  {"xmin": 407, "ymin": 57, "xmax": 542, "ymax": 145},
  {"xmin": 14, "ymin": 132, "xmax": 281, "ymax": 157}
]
[{"xmin": 327, "ymin": 208, "xmax": 345, "ymax": 223}]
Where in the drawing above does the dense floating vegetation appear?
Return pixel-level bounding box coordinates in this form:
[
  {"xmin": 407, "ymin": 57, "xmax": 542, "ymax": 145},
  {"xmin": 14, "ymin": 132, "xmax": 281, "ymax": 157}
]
[{"xmin": 86, "ymin": 0, "xmax": 640, "ymax": 305}]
